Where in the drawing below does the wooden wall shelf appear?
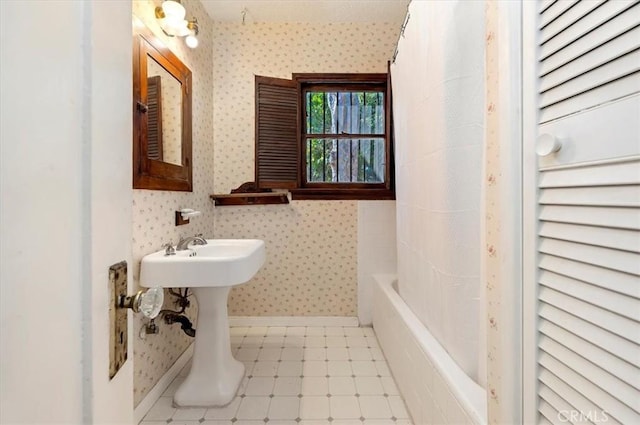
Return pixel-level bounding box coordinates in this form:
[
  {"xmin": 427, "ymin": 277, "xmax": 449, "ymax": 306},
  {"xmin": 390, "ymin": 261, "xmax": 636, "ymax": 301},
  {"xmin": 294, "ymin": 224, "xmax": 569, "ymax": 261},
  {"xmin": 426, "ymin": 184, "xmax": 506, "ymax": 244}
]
[
  {"xmin": 211, "ymin": 181, "xmax": 289, "ymax": 206},
  {"xmin": 210, "ymin": 192, "xmax": 289, "ymax": 206}
]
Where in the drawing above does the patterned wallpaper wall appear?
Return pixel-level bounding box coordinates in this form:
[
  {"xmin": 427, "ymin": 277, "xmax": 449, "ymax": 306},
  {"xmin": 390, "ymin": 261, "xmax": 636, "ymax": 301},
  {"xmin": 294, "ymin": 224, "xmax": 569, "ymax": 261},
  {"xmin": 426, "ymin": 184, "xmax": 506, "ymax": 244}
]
[
  {"xmin": 485, "ymin": 3, "xmax": 502, "ymax": 418},
  {"xmin": 212, "ymin": 22, "xmax": 399, "ymax": 316},
  {"xmin": 131, "ymin": 0, "xmax": 213, "ymax": 407},
  {"xmin": 484, "ymin": 1, "xmax": 523, "ymax": 422}
]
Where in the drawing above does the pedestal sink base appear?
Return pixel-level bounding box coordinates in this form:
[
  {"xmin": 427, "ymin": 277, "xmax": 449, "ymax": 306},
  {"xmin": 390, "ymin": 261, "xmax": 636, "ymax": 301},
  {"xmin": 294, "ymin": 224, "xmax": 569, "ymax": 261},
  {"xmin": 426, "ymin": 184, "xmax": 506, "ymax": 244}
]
[
  {"xmin": 138, "ymin": 239, "xmax": 266, "ymax": 406},
  {"xmin": 173, "ymin": 287, "xmax": 245, "ymax": 407}
]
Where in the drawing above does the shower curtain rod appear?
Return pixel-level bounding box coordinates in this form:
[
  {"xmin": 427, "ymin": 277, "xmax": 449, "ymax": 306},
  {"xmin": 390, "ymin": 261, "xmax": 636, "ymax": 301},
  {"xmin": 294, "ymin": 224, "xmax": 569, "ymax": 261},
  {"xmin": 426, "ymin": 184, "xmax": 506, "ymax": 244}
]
[{"xmin": 392, "ymin": 1, "xmax": 412, "ymax": 64}]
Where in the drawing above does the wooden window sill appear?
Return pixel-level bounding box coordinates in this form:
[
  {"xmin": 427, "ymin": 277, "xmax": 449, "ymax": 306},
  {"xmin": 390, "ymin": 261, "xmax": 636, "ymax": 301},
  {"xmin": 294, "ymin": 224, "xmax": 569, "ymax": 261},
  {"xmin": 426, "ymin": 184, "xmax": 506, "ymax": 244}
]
[{"xmin": 290, "ymin": 188, "xmax": 395, "ymax": 201}]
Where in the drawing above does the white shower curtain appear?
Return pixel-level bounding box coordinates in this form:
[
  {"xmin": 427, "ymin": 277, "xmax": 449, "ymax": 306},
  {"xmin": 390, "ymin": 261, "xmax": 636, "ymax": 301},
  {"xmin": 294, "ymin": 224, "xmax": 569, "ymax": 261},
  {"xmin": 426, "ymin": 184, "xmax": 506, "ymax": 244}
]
[{"xmin": 392, "ymin": 0, "xmax": 486, "ymax": 387}]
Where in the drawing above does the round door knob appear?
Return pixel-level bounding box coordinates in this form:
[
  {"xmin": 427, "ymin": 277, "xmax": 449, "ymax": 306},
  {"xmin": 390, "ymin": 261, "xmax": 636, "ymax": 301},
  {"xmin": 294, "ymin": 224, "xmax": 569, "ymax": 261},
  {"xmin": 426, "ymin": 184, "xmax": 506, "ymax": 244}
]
[
  {"xmin": 536, "ymin": 133, "xmax": 562, "ymax": 156},
  {"xmin": 119, "ymin": 287, "xmax": 164, "ymax": 319}
]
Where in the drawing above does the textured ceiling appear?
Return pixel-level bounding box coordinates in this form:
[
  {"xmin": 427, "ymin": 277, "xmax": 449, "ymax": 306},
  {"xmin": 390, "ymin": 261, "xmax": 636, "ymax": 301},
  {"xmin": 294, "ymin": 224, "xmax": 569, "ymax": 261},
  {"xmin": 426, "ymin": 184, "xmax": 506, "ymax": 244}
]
[{"xmin": 201, "ymin": 0, "xmax": 410, "ymax": 24}]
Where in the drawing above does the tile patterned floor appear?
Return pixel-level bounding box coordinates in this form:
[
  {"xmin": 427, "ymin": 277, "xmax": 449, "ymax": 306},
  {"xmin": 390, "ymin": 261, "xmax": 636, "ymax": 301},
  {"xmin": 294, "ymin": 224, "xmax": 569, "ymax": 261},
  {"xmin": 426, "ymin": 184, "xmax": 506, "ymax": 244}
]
[{"xmin": 141, "ymin": 326, "xmax": 412, "ymax": 425}]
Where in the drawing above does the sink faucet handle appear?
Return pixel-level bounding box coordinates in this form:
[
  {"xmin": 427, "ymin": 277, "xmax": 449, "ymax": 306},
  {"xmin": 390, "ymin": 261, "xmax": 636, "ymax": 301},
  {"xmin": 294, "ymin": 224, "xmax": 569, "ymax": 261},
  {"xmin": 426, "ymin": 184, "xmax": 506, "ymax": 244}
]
[{"xmin": 162, "ymin": 242, "xmax": 176, "ymax": 256}]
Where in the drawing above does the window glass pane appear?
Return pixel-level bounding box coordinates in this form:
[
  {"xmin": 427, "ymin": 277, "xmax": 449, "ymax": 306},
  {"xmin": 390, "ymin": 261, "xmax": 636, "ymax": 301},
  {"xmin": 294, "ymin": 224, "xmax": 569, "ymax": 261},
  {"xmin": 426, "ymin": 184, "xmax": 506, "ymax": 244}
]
[
  {"xmin": 306, "ymin": 90, "xmax": 384, "ymax": 135},
  {"xmin": 307, "ymin": 138, "xmax": 333, "ymax": 182},
  {"xmin": 358, "ymin": 137, "xmax": 385, "ymax": 183},
  {"xmin": 306, "ymin": 93, "xmax": 311, "ymax": 134},
  {"xmin": 337, "ymin": 92, "xmax": 351, "ymax": 135},
  {"xmin": 350, "ymin": 92, "xmax": 362, "ymax": 134},
  {"xmin": 305, "ymin": 137, "xmax": 385, "ymax": 183},
  {"xmin": 376, "ymin": 92, "xmax": 385, "ymax": 134},
  {"xmin": 306, "ymin": 92, "xmax": 326, "ymax": 134},
  {"xmin": 324, "ymin": 92, "xmax": 337, "ymax": 134},
  {"xmin": 361, "ymin": 92, "xmax": 385, "ymax": 134}
]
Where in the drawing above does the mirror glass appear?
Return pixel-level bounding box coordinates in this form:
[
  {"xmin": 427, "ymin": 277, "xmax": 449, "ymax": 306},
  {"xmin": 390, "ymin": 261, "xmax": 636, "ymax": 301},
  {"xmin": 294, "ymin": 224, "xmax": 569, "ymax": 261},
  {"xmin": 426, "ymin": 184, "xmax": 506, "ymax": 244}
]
[
  {"xmin": 133, "ymin": 17, "xmax": 192, "ymax": 192},
  {"xmin": 146, "ymin": 54, "xmax": 183, "ymax": 166}
]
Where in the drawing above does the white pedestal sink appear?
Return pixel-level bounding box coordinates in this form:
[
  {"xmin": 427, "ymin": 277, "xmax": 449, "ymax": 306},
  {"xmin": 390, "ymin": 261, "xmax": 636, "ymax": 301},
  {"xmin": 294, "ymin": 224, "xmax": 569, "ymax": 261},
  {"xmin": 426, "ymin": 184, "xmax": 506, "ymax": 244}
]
[{"xmin": 140, "ymin": 239, "xmax": 265, "ymax": 407}]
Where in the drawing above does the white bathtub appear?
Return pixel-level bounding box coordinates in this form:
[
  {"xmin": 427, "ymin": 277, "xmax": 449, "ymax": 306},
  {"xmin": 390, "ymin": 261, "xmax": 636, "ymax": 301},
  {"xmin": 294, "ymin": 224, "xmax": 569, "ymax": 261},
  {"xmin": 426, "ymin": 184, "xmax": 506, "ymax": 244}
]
[{"xmin": 373, "ymin": 274, "xmax": 487, "ymax": 425}]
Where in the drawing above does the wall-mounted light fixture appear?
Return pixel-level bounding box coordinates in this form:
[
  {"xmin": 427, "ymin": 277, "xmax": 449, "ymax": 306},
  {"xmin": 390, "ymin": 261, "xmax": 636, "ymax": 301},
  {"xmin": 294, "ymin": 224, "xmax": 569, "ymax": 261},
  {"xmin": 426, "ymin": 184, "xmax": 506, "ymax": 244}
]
[{"xmin": 155, "ymin": 0, "xmax": 200, "ymax": 49}]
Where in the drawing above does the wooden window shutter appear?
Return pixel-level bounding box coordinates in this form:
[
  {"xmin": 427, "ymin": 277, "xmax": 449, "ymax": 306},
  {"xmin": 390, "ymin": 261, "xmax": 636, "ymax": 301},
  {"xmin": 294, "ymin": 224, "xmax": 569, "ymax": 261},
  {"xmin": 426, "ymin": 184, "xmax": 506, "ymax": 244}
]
[
  {"xmin": 146, "ymin": 75, "xmax": 163, "ymax": 161},
  {"xmin": 255, "ymin": 75, "xmax": 299, "ymax": 189}
]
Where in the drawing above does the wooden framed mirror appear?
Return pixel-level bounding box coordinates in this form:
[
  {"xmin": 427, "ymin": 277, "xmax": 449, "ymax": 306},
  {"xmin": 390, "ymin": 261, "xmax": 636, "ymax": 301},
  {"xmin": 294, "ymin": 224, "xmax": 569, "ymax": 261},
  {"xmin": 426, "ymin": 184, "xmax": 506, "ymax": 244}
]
[{"xmin": 133, "ymin": 18, "xmax": 192, "ymax": 191}]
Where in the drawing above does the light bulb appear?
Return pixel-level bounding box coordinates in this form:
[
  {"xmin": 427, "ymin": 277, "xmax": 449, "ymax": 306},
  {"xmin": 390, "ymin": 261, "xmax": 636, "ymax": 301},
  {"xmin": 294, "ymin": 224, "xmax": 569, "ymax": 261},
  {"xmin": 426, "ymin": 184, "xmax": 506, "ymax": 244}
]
[
  {"xmin": 162, "ymin": 0, "xmax": 186, "ymax": 20},
  {"xmin": 161, "ymin": 17, "xmax": 189, "ymax": 36},
  {"xmin": 173, "ymin": 20, "xmax": 191, "ymax": 37},
  {"xmin": 185, "ymin": 34, "xmax": 198, "ymax": 48}
]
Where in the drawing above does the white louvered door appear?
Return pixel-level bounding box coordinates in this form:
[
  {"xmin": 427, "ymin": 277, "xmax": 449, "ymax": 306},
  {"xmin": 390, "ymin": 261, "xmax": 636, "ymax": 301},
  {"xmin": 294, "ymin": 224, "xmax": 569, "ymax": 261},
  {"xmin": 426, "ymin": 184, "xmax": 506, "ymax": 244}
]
[{"xmin": 525, "ymin": 1, "xmax": 640, "ymax": 424}]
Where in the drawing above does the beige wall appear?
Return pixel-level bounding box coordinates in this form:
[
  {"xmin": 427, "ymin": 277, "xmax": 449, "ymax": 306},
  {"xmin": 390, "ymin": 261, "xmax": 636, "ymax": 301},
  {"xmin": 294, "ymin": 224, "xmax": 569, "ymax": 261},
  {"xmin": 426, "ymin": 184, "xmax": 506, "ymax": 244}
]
[
  {"xmin": 212, "ymin": 22, "xmax": 398, "ymax": 316},
  {"xmin": 132, "ymin": 0, "xmax": 213, "ymax": 407}
]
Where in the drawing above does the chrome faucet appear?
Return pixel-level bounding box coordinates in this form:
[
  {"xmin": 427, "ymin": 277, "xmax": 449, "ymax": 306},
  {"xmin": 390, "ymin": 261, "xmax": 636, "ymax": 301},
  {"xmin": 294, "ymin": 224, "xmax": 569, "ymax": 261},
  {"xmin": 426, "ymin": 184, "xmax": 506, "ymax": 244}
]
[{"xmin": 176, "ymin": 235, "xmax": 208, "ymax": 251}]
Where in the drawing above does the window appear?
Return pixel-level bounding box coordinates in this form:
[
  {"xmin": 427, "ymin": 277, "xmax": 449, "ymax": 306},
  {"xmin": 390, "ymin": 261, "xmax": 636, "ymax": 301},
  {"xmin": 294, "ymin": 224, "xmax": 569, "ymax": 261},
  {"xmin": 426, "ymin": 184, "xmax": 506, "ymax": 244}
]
[{"xmin": 255, "ymin": 73, "xmax": 394, "ymax": 200}]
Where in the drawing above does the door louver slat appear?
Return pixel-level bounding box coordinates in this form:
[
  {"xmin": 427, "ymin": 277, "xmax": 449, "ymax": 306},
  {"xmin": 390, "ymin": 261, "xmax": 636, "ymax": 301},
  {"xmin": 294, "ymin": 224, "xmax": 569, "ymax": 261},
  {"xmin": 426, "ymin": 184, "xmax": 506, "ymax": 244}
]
[
  {"xmin": 539, "ymin": 337, "xmax": 640, "ymax": 411},
  {"xmin": 539, "ymin": 370, "xmax": 624, "ymax": 425},
  {"xmin": 540, "ymin": 0, "xmax": 557, "ymax": 13},
  {"xmin": 539, "ymin": 321, "xmax": 639, "ymax": 390},
  {"xmin": 539, "ymin": 160, "xmax": 640, "ymax": 187},
  {"xmin": 539, "ymin": 10, "xmax": 639, "ymax": 76},
  {"xmin": 540, "ymin": 0, "xmax": 557, "ymax": 14},
  {"xmin": 538, "ymin": 49, "xmax": 640, "ymax": 108},
  {"xmin": 539, "ymin": 185, "xmax": 640, "ymax": 207},
  {"xmin": 539, "ymin": 73, "xmax": 640, "ymax": 123},
  {"xmin": 539, "ymin": 222, "xmax": 640, "ymax": 252},
  {"xmin": 539, "ymin": 238, "xmax": 640, "ymax": 274},
  {"xmin": 538, "ymin": 386, "xmax": 593, "ymax": 425},
  {"xmin": 539, "ymin": 286, "xmax": 638, "ymax": 340},
  {"xmin": 540, "ymin": 26, "xmax": 640, "ymax": 90},
  {"xmin": 539, "ymin": 1, "xmax": 638, "ymax": 60},
  {"xmin": 539, "ymin": 0, "xmax": 579, "ymax": 29},
  {"xmin": 540, "ymin": 270, "xmax": 639, "ymax": 320},
  {"xmin": 538, "ymin": 399, "xmax": 570, "ymax": 425},
  {"xmin": 540, "ymin": 0, "xmax": 605, "ymax": 44},
  {"xmin": 538, "ymin": 254, "xmax": 639, "ymax": 297},
  {"xmin": 539, "ymin": 353, "xmax": 638, "ymax": 423},
  {"xmin": 538, "ymin": 1, "xmax": 640, "ymax": 122},
  {"xmin": 539, "ymin": 205, "xmax": 640, "ymax": 230},
  {"xmin": 539, "ymin": 303, "xmax": 639, "ymax": 366}
]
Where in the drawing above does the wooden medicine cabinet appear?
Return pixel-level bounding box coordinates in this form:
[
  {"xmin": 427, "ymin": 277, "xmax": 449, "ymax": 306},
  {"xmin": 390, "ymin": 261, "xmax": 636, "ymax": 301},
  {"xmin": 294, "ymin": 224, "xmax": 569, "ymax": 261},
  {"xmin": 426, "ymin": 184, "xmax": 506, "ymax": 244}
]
[{"xmin": 132, "ymin": 18, "xmax": 192, "ymax": 191}]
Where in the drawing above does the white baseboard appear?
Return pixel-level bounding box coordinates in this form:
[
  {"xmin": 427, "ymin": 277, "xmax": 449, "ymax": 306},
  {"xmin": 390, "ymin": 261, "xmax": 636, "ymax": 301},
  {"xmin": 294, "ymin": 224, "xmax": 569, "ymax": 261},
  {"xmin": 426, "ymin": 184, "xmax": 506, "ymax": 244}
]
[
  {"xmin": 228, "ymin": 316, "xmax": 360, "ymax": 327},
  {"xmin": 134, "ymin": 343, "xmax": 194, "ymax": 424}
]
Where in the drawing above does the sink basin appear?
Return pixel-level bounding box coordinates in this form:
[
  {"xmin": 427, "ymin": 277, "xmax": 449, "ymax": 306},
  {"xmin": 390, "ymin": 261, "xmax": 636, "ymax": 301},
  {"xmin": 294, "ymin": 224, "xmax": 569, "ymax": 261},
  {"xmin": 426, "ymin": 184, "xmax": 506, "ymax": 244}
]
[
  {"xmin": 138, "ymin": 239, "xmax": 266, "ymax": 407},
  {"xmin": 140, "ymin": 239, "xmax": 265, "ymax": 287}
]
